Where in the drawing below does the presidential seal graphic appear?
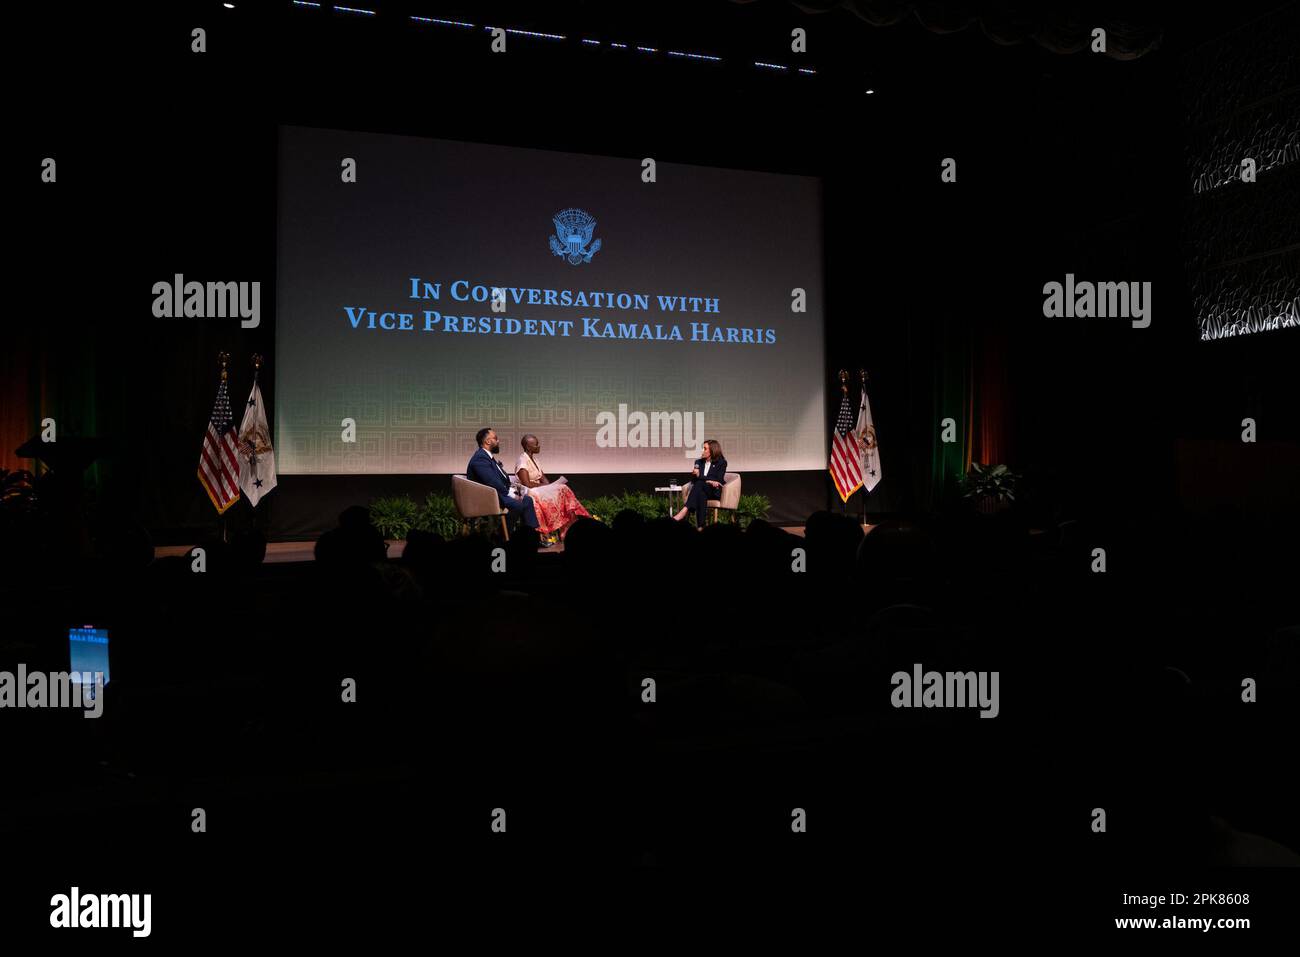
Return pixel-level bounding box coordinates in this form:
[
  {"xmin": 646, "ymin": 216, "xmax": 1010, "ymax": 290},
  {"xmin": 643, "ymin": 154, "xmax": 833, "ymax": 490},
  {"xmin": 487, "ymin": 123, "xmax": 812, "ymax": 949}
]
[{"xmin": 549, "ymin": 208, "xmax": 601, "ymax": 265}]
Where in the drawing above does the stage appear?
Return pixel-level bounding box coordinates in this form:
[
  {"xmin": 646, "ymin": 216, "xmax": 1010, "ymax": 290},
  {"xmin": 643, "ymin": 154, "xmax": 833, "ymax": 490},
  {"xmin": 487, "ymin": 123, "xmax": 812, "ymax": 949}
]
[
  {"xmin": 151, "ymin": 523, "xmax": 877, "ymax": 562},
  {"xmin": 4, "ymin": 1, "xmax": 1297, "ymax": 928}
]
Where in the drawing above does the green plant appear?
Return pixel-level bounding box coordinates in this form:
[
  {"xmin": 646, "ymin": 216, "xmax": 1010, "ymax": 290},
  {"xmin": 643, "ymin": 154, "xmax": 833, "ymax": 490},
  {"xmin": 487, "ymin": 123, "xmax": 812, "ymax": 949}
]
[
  {"xmin": 587, "ymin": 489, "xmax": 772, "ymax": 527},
  {"xmin": 960, "ymin": 463, "xmax": 1021, "ymax": 502},
  {"xmin": 370, "ymin": 492, "xmax": 478, "ymax": 540},
  {"xmin": 370, "ymin": 485, "xmax": 772, "ymax": 537},
  {"xmin": 417, "ymin": 492, "xmax": 462, "ymax": 540},
  {"xmin": 736, "ymin": 492, "xmax": 771, "ymax": 529},
  {"xmin": 583, "ymin": 495, "xmax": 620, "ymax": 524},
  {"xmin": 585, "ymin": 491, "xmax": 669, "ymax": 523},
  {"xmin": 368, "ymin": 495, "xmax": 420, "ymax": 540},
  {"xmin": 618, "ymin": 490, "xmax": 665, "ymax": 521}
]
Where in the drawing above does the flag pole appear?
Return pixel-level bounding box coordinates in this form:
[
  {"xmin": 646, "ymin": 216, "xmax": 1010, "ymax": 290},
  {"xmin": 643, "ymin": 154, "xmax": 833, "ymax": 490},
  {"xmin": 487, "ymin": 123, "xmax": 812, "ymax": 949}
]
[
  {"xmin": 838, "ymin": 369, "xmax": 848, "ymax": 516},
  {"xmin": 218, "ymin": 351, "xmax": 231, "ymax": 544},
  {"xmin": 859, "ymin": 368, "xmax": 868, "ymax": 530},
  {"xmin": 250, "ymin": 353, "xmax": 263, "ymax": 537}
]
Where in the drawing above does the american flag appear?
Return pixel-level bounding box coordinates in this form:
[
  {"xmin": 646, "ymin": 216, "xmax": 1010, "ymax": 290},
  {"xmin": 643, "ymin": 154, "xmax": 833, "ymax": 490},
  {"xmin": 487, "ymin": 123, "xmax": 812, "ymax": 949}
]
[
  {"xmin": 198, "ymin": 374, "xmax": 241, "ymax": 514},
  {"xmin": 829, "ymin": 388, "xmax": 863, "ymax": 502}
]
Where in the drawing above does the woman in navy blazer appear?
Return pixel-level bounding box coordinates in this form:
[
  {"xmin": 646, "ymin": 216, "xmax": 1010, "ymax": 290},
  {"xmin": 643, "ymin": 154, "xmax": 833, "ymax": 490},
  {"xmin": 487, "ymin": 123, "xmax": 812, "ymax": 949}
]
[{"xmin": 673, "ymin": 439, "xmax": 727, "ymax": 528}]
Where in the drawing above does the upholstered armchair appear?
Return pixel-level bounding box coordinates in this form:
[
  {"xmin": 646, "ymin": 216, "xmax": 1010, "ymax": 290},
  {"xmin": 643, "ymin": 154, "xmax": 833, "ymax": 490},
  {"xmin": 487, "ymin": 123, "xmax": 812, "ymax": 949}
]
[
  {"xmin": 451, "ymin": 474, "xmax": 511, "ymax": 540},
  {"xmin": 680, "ymin": 472, "xmax": 742, "ymax": 525}
]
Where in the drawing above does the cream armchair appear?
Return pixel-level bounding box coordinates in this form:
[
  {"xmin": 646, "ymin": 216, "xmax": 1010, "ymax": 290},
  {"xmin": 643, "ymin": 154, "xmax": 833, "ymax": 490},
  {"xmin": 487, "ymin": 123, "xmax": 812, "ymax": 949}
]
[
  {"xmin": 681, "ymin": 472, "xmax": 742, "ymax": 525},
  {"xmin": 451, "ymin": 474, "xmax": 511, "ymax": 540}
]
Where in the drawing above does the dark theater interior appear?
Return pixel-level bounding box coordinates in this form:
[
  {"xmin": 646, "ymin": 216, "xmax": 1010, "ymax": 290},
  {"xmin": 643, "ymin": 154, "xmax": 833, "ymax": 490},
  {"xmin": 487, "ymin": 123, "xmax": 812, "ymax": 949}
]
[{"xmin": 5, "ymin": 0, "xmax": 1298, "ymax": 941}]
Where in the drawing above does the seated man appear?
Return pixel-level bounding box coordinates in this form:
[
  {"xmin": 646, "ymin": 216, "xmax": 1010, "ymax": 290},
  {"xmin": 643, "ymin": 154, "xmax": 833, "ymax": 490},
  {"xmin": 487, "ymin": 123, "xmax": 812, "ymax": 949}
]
[{"xmin": 467, "ymin": 427, "xmax": 538, "ymax": 531}]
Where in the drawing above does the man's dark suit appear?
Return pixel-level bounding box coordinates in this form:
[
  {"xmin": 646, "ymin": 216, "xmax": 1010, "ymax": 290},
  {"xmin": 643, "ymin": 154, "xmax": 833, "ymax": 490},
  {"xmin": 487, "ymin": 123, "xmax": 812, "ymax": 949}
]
[
  {"xmin": 684, "ymin": 456, "xmax": 727, "ymax": 526},
  {"xmin": 467, "ymin": 447, "xmax": 539, "ymax": 529}
]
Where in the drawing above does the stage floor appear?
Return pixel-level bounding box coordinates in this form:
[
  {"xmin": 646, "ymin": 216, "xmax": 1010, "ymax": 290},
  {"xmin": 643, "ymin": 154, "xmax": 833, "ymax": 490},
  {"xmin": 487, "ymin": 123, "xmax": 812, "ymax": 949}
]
[{"xmin": 152, "ymin": 524, "xmax": 875, "ymax": 562}]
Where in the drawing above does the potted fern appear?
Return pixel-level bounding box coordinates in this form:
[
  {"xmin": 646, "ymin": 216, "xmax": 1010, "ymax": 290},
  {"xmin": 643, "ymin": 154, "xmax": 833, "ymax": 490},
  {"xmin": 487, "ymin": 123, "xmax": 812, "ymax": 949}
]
[{"xmin": 961, "ymin": 463, "xmax": 1020, "ymax": 514}]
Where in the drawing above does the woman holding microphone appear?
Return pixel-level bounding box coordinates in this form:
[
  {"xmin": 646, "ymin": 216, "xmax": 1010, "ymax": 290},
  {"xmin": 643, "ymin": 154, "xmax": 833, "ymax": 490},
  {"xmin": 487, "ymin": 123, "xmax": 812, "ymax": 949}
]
[{"xmin": 673, "ymin": 439, "xmax": 727, "ymax": 528}]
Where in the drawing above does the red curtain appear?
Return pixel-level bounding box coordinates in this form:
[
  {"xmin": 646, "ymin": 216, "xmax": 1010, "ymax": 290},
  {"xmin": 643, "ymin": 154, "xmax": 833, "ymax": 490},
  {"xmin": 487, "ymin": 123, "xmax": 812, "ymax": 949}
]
[
  {"xmin": 971, "ymin": 320, "xmax": 1010, "ymax": 468},
  {"xmin": 1, "ymin": 331, "xmax": 40, "ymax": 473}
]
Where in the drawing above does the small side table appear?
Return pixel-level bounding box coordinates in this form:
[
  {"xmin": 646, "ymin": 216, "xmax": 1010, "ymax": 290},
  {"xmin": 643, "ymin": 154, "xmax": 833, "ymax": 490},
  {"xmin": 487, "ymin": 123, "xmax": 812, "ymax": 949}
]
[{"xmin": 653, "ymin": 485, "xmax": 683, "ymax": 516}]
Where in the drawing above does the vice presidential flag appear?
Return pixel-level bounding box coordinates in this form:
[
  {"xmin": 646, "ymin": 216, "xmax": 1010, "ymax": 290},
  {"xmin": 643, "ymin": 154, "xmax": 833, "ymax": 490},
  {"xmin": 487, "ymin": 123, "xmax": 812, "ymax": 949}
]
[
  {"xmin": 829, "ymin": 389, "xmax": 863, "ymax": 502},
  {"xmin": 198, "ymin": 375, "xmax": 241, "ymax": 514},
  {"xmin": 856, "ymin": 387, "xmax": 882, "ymax": 493},
  {"xmin": 237, "ymin": 379, "xmax": 277, "ymax": 506}
]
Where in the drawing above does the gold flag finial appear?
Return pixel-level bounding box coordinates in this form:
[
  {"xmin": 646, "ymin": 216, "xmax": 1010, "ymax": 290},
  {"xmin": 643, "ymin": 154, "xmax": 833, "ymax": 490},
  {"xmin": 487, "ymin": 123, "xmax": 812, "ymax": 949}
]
[{"xmin": 218, "ymin": 351, "xmax": 230, "ymax": 382}]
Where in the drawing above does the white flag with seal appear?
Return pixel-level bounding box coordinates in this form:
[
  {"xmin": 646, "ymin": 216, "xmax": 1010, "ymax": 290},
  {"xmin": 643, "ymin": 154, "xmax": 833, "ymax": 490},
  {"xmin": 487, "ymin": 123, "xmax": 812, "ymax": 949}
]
[
  {"xmin": 856, "ymin": 388, "xmax": 882, "ymax": 493},
  {"xmin": 237, "ymin": 379, "xmax": 277, "ymax": 506}
]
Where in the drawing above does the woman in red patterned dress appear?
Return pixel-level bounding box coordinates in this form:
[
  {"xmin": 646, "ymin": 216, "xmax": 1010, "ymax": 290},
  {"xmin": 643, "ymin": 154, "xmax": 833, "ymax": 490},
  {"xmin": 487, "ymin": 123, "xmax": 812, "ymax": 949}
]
[{"xmin": 513, "ymin": 434, "xmax": 591, "ymax": 544}]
